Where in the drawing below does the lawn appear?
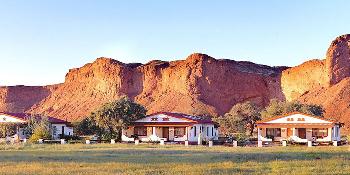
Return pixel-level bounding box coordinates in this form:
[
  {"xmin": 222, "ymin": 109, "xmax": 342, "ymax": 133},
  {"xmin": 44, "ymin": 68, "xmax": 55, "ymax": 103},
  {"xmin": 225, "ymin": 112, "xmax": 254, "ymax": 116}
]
[{"xmin": 0, "ymin": 143, "xmax": 349, "ymax": 175}]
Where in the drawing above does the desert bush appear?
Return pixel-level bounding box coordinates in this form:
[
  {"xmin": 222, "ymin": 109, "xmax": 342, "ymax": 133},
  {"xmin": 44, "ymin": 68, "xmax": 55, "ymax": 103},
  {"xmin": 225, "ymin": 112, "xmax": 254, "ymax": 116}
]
[{"xmin": 28, "ymin": 117, "xmax": 52, "ymax": 142}]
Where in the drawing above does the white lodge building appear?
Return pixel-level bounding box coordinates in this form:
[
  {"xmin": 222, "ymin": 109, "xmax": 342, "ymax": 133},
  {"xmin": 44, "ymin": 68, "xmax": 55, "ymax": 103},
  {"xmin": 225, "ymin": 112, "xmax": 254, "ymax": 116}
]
[
  {"xmin": 0, "ymin": 112, "xmax": 73, "ymax": 140},
  {"xmin": 122, "ymin": 112, "xmax": 219, "ymax": 143},
  {"xmin": 256, "ymin": 112, "xmax": 342, "ymax": 143}
]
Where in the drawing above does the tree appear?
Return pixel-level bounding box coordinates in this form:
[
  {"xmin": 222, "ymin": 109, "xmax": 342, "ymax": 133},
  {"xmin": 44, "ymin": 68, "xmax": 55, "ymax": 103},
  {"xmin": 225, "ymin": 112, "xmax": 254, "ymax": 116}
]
[
  {"xmin": 0, "ymin": 123, "xmax": 17, "ymax": 138},
  {"xmin": 73, "ymin": 117, "xmax": 101, "ymax": 136},
  {"xmin": 215, "ymin": 101, "xmax": 261, "ymax": 137},
  {"xmin": 28, "ymin": 116, "xmax": 52, "ymax": 142},
  {"xmin": 260, "ymin": 99, "xmax": 324, "ymax": 119},
  {"xmin": 85, "ymin": 97, "xmax": 147, "ymax": 140}
]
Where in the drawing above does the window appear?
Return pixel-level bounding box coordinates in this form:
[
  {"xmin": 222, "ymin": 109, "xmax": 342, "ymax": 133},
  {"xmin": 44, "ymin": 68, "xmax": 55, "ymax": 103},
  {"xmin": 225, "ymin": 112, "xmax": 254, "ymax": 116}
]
[
  {"xmin": 151, "ymin": 117, "xmax": 158, "ymax": 121},
  {"xmin": 174, "ymin": 127, "xmax": 185, "ymax": 137},
  {"xmin": 335, "ymin": 127, "xmax": 338, "ymax": 137},
  {"xmin": 207, "ymin": 127, "xmax": 209, "ymax": 136},
  {"xmin": 312, "ymin": 128, "xmax": 328, "ymax": 138},
  {"xmin": 194, "ymin": 126, "xmax": 196, "ymax": 137},
  {"xmin": 266, "ymin": 128, "xmax": 281, "ymax": 137},
  {"xmin": 212, "ymin": 127, "xmax": 214, "ymax": 136},
  {"xmin": 52, "ymin": 126, "xmax": 57, "ymax": 136},
  {"xmin": 134, "ymin": 127, "xmax": 147, "ymax": 136},
  {"xmin": 61, "ymin": 126, "xmax": 65, "ymax": 136},
  {"xmin": 162, "ymin": 118, "xmax": 170, "ymax": 121}
]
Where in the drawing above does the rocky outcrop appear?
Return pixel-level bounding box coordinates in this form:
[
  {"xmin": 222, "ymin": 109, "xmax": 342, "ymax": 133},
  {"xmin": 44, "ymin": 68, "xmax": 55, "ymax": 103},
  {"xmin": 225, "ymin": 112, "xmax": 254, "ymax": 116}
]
[
  {"xmin": 28, "ymin": 53, "xmax": 286, "ymax": 121},
  {"xmin": 281, "ymin": 59, "xmax": 328, "ymax": 101},
  {"xmin": 326, "ymin": 34, "xmax": 350, "ymax": 85},
  {"xmin": 0, "ymin": 85, "xmax": 58, "ymax": 113}
]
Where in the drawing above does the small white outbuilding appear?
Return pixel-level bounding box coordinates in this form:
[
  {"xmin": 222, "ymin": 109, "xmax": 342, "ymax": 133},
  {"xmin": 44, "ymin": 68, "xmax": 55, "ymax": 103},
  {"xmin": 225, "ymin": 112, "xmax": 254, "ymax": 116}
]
[{"xmin": 0, "ymin": 112, "xmax": 73, "ymax": 140}]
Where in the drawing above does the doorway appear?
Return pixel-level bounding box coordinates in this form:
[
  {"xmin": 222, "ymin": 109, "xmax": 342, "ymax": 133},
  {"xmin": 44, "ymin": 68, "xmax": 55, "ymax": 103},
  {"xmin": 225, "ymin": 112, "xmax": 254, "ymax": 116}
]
[
  {"xmin": 162, "ymin": 127, "xmax": 169, "ymax": 140},
  {"xmin": 287, "ymin": 128, "xmax": 293, "ymax": 137},
  {"xmin": 298, "ymin": 128, "xmax": 306, "ymax": 139}
]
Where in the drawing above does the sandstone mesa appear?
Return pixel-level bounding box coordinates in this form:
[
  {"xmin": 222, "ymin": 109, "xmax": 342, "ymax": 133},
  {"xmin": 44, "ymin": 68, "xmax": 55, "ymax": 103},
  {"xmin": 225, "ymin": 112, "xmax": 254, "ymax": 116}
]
[{"xmin": 1, "ymin": 34, "xmax": 350, "ymax": 132}]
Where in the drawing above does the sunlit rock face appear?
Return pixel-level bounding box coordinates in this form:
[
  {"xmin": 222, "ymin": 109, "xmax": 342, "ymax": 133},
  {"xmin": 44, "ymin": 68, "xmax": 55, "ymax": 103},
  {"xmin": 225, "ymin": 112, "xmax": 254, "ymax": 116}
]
[
  {"xmin": 28, "ymin": 53, "xmax": 286, "ymax": 121},
  {"xmin": 0, "ymin": 85, "xmax": 58, "ymax": 113},
  {"xmin": 2, "ymin": 34, "xmax": 350, "ymax": 133},
  {"xmin": 281, "ymin": 59, "xmax": 328, "ymax": 101},
  {"xmin": 326, "ymin": 34, "xmax": 350, "ymax": 86}
]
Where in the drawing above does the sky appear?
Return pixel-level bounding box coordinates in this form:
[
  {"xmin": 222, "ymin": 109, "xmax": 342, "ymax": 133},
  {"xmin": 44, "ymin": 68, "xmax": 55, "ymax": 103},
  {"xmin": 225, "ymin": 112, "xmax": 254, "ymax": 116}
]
[{"xmin": 0, "ymin": 1, "xmax": 349, "ymax": 86}]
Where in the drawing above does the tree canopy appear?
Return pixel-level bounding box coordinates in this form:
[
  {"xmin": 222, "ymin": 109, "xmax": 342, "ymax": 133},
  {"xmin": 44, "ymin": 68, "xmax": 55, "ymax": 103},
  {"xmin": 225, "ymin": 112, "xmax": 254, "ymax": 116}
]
[
  {"xmin": 77, "ymin": 97, "xmax": 147, "ymax": 140},
  {"xmin": 260, "ymin": 99, "xmax": 324, "ymax": 120},
  {"xmin": 214, "ymin": 101, "xmax": 261, "ymax": 137},
  {"xmin": 26, "ymin": 116, "xmax": 52, "ymax": 142}
]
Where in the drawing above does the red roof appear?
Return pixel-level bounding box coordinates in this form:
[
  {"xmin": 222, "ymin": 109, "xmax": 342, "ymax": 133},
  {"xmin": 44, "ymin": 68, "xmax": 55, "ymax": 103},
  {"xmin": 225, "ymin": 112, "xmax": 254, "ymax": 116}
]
[
  {"xmin": 0, "ymin": 112, "xmax": 69, "ymax": 124},
  {"xmin": 148, "ymin": 112, "xmax": 216, "ymax": 124}
]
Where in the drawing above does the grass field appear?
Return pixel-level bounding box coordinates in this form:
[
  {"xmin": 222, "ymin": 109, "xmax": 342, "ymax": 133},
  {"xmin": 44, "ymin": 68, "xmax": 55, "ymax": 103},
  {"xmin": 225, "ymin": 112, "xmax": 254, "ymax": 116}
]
[{"xmin": 0, "ymin": 143, "xmax": 349, "ymax": 175}]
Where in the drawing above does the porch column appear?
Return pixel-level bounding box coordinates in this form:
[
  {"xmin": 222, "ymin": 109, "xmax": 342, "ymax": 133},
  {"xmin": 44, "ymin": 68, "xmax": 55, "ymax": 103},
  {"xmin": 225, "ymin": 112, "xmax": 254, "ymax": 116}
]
[
  {"xmin": 292, "ymin": 128, "xmax": 296, "ymax": 136},
  {"xmin": 152, "ymin": 127, "xmax": 156, "ymax": 136},
  {"xmin": 185, "ymin": 127, "xmax": 188, "ymax": 140},
  {"xmin": 257, "ymin": 127, "xmax": 262, "ymax": 147}
]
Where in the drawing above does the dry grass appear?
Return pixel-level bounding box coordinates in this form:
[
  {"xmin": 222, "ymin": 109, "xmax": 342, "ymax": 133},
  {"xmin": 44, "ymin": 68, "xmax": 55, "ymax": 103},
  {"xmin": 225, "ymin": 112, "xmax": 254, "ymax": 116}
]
[{"xmin": 0, "ymin": 143, "xmax": 349, "ymax": 174}]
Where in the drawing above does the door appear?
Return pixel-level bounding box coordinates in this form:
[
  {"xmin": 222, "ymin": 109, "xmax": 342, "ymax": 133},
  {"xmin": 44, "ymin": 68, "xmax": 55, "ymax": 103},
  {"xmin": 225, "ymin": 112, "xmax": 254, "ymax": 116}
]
[
  {"xmin": 298, "ymin": 128, "xmax": 306, "ymax": 139},
  {"xmin": 287, "ymin": 128, "xmax": 293, "ymax": 137},
  {"xmin": 162, "ymin": 127, "xmax": 169, "ymax": 141},
  {"xmin": 61, "ymin": 126, "xmax": 65, "ymax": 136}
]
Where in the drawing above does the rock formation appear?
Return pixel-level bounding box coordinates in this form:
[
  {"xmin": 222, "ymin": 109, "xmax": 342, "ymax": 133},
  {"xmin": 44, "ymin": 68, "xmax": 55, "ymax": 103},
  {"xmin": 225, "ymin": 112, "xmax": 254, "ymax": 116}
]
[
  {"xmin": 326, "ymin": 34, "xmax": 350, "ymax": 85},
  {"xmin": 1, "ymin": 34, "xmax": 350, "ymax": 132},
  {"xmin": 27, "ymin": 54, "xmax": 286, "ymax": 121},
  {"xmin": 281, "ymin": 59, "xmax": 328, "ymax": 101},
  {"xmin": 0, "ymin": 85, "xmax": 58, "ymax": 113}
]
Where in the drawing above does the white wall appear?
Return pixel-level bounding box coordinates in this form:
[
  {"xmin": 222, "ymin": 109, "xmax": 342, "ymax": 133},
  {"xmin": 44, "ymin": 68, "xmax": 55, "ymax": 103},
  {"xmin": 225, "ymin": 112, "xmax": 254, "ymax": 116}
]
[
  {"xmin": 0, "ymin": 114, "xmax": 26, "ymax": 123},
  {"xmin": 135, "ymin": 114, "xmax": 192, "ymax": 123},
  {"xmin": 266, "ymin": 114, "xmax": 332, "ymax": 124},
  {"xmin": 188, "ymin": 124, "xmax": 218, "ymax": 142},
  {"xmin": 52, "ymin": 124, "xmax": 73, "ymax": 139}
]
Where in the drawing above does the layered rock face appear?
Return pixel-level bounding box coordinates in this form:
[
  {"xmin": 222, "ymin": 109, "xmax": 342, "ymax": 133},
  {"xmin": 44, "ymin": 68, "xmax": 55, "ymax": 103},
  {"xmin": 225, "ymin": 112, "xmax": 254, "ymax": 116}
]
[
  {"xmin": 0, "ymin": 85, "xmax": 58, "ymax": 113},
  {"xmin": 326, "ymin": 34, "xmax": 350, "ymax": 85},
  {"xmin": 1, "ymin": 34, "xmax": 350, "ymax": 132},
  {"xmin": 298, "ymin": 34, "xmax": 350, "ymax": 131},
  {"xmin": 28, "ymin": 54, "xmax": 286, "ymax": 121},
  {"xmin": 281, "ymin": 59, "xmax": 328, "ymax": 101}
]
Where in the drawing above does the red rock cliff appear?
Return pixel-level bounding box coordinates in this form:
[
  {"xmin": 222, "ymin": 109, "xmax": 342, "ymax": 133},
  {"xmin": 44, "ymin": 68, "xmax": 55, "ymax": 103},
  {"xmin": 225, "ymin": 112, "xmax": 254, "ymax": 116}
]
[
  {"xmin": 0, "ymin": 85, "xmax": 58, "ymax": 113},
  {"xmin": 1, "ymin": 34, "xmax": 350, "ymax": 132},
  {"xmin": 28, "ymin": 53, "xmax": 286, "ymax": 121}
]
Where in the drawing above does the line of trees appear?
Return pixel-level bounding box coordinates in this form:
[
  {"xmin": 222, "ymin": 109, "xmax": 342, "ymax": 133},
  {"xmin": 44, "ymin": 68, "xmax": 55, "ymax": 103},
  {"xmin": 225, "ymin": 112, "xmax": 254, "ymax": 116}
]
[{"xmin": 214, "ymin": 99, "xmax": 324, "ymax": 140}]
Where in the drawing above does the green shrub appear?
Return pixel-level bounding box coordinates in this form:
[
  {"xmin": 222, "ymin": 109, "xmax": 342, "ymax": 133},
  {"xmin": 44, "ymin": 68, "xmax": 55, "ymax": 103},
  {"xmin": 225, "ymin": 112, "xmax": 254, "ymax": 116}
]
[
  {"xmin": 29, "ymin": 125, "xmax": 51, "ymax": 143},
  {"xmin": 28, "ymin": 116, "xmax": 52, "ymax": 143}
]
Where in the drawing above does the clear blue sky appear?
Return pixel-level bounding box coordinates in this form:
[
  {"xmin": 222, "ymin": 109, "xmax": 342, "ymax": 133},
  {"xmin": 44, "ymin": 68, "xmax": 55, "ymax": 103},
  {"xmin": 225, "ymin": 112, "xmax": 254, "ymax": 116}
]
[{"xmin": 0, "ymin": 1, "xmax": 349, "ymax": 86}]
